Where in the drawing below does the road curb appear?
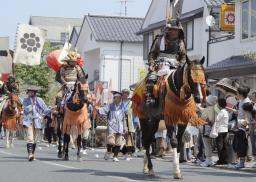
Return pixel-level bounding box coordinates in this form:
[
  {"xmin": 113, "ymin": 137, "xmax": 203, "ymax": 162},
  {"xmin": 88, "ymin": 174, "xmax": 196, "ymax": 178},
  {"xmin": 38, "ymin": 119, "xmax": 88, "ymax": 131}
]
[{"xmin": 212, "ymin": 165, "xmax": 256, "ymax": 173}]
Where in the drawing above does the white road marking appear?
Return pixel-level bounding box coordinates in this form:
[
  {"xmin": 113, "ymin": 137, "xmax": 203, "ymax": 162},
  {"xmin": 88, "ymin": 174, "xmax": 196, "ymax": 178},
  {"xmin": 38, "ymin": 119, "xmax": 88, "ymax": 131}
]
[
  {"xmin": 41, "ymin": 161, "xmax": 81, "ymax": 170},
  {"xmin": 0, "ymin": 150, "xmax": 20, "ymax": 156},
  {"xmin": 0, "ymin": 150, "xmax": 81, "ymax": 170},
  {"xmin": 108, "ymin": 176, "xmax": 141, "ymax": 182}
]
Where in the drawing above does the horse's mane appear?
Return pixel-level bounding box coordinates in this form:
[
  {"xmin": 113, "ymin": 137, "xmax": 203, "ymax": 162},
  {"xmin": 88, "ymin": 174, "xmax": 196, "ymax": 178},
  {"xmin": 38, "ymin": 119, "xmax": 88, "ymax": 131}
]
[{"xmin": 66, "ymin": 82, "xmax": 86, "ymax": 111}]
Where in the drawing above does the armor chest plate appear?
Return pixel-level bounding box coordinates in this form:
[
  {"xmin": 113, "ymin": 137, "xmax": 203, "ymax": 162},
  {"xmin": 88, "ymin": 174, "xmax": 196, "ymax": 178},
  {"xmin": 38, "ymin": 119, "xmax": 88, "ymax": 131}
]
[
  {"xmin": 163, "ymin": 41, "xmax": 181, "ymax": 55},
  {"xmin": 63, "ymin": 67, "xmax": 77, "ymax": 82}
]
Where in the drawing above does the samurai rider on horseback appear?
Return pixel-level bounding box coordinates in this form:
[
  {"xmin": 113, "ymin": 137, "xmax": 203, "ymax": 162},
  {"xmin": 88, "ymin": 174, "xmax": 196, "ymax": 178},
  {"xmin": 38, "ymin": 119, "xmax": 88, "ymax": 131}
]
[
  {"xmin": 145, "ymin": 1, "xmax": 186, "ymax": 106},
  {"xmin": 55, "ymin": 51, "xmax": 88, "ymax": 108}
]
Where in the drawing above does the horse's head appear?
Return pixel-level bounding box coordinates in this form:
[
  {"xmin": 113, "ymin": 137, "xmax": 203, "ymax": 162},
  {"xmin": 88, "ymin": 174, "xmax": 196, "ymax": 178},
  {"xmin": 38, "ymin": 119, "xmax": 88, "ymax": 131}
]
[
  {"xmin": 8, "ymin": 93, "xmax": 19, "ymax": 110},
  {"xmin": 186, "ymin": 56, "xmax": 207, "ymax": 104}
]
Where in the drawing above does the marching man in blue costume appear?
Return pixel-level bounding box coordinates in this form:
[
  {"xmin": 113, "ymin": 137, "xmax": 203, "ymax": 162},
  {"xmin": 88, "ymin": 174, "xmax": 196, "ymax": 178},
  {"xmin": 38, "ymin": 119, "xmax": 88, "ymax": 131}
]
[
  {"xmin": 98, "ymin": 91, "xmax": 128, "ymax": 162},
  {"xmin": 23, "ymin": 86, "xmax": 50, "ymax": 161}
]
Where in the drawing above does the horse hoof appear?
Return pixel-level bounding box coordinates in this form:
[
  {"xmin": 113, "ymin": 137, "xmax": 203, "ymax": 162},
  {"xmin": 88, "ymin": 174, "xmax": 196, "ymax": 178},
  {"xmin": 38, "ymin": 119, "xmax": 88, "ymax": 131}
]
[
  {"xmin": 77, "ymin": 156, "xmax": 82, "ymax": 161},
  {"xmin": 28, "ymin": 154, "xmax": 34, "ymax": 162},
  {"xmin": 6, "ymin": 144, "xmax": 10, "ymax": 149},
  {"xmin": 82, "ymin": 150, "xmax": 88, "ymax": 155},
  {"xmin": 143, "ymin": 168, "xmax": 149, "ymax": 175},
  {"xmin": 173, "ymin": 173, "xmax": 183, "ymax": 180},
  {"xmin": 148, "ymin": 169, "xmax": 155, "ymax": 176},
  {"xmin": 58, "ymin": 153, "xmax": 63, "ymax": 159},
  {"xmin": 77, "ymin": 154, "xmax": 82, "ymax": 161},
  {"xmin": 64, "ymin": 154, "xmax": 69, "ymax": 161}
]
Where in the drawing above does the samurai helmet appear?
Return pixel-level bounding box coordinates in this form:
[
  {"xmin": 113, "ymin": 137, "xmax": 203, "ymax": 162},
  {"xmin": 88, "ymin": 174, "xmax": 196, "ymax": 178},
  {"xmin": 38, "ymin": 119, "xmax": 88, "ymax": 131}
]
[
  {"xmin": 164, "ymin": 18, "xmax": 184, "ymax": 39},
  {"xmin": 62, "ymin": 49, "xmax": 81, "ymax": 62},
  {"xmin": 164, "ymin": 0, "xmax": 185, "ymax": 39}
]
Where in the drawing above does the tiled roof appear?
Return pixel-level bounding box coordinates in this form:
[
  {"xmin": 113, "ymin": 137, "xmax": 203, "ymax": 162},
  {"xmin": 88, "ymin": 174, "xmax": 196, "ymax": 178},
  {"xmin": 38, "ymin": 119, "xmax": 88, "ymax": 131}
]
[
  {"xmin": 206, "ymin": 56, "xmax": 256, "ymax": 79},
  {"xmin": 207, "ymin": 56, "xmax": 256, "ymax": 70},
  {"xmin": 86, "ymin": 15, "xmax": 144, "ymax": 43}
]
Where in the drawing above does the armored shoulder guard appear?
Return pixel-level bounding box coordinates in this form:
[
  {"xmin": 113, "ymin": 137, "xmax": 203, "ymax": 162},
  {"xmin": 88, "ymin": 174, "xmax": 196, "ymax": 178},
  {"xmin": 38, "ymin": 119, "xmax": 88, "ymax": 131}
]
[{"xmin": 148, "ymin": 34, "xmax": 163, "ymax": 65}]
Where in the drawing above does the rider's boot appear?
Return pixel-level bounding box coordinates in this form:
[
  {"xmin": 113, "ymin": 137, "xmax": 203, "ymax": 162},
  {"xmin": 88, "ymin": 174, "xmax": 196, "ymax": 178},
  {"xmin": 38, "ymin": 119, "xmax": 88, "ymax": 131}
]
[{"xmin": 145, "ymin": 72, "xmax": 158, "ymax": 106}]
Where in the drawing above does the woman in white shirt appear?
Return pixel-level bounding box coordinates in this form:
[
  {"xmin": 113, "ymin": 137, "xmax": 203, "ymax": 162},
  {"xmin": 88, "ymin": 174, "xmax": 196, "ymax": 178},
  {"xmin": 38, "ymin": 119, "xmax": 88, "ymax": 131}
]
[{"xmin": 215, "ymin": 98, "xmax": 229, "ymax": 165}]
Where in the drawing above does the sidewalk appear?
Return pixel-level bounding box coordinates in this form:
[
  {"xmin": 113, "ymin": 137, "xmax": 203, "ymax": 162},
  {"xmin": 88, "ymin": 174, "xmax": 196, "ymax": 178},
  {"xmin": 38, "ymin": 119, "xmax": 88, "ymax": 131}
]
[{"xmin": 210, "ymin": 156, "xmax": 256, "ymax": 173}]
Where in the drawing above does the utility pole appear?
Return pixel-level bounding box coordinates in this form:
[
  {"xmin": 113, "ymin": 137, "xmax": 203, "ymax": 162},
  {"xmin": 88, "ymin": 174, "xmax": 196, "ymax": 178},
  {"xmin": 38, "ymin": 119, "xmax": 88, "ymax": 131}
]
[{"xmin": 119, "ymin": 0, "xmax": 128, "ymax": 16}]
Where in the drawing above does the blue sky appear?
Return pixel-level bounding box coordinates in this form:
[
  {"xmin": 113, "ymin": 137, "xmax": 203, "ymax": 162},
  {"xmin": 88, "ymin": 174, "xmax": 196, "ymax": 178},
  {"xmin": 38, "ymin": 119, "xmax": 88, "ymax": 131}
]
[{"xmin": 0, "ymin": 0, "xmax": 151, "ymax": 48}]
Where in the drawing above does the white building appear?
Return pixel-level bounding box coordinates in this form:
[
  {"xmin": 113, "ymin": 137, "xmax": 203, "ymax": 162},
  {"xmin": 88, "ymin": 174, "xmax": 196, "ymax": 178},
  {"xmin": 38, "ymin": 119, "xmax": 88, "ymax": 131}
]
[
  {"xmin": 138, "ymin": 0, "xmax": 231, "ymax": 64},
  {"xmin": 139, "ymin": 0, "xmax": 256, "ymax": 91},
  {"xmin": 29, "ymin": 16, "xmax": 83, "ymax": 46},
  {"xmin": 72, "ymin": 15, "xmax": 145, "ymax": 95}
]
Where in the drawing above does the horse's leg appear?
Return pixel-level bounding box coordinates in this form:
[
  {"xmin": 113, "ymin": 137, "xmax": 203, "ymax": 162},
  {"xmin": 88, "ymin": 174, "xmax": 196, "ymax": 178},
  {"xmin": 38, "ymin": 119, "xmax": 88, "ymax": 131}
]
[
  {"xmin": 77, "ymin": 134, "xmax": 82, "ymax": 161},
  {"xmin": 63, "ymin": 133, "xmax": 70, "ymax": 160},
  {"xmin": 6, "ymin": 129, "xmax": 10, "ymax": 148},
  {"xmin": 10, "ymin": 130, "xmax": 15, "ymax": 148},
  {"xmin": 141, "ymin": 118, "xmax": 159, "ymax": 176},
  {"xmin": 140, "ymin": 119, "xmax": 149, "ymax": 174},
  {"xmin": 57, "ymin": 122, "xmax": 63, "ymax": 158},
  {"xmin": 166, "ymin": 124, "xmax": 185, "ymax": 179},
  {"xmin": 82, "ymin": 129, "xmax": 89, "ymax": 155},
  {"xmin": 147, "ymin": 119, "xmax": 160, "ymax": 176}
]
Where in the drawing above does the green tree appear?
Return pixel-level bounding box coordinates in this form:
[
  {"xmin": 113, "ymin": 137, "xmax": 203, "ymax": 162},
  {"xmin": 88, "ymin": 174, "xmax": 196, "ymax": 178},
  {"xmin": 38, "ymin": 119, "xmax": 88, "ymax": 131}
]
[{"xmin": 15, "ymin": 42, "xmax": 59, "ymax": 105}]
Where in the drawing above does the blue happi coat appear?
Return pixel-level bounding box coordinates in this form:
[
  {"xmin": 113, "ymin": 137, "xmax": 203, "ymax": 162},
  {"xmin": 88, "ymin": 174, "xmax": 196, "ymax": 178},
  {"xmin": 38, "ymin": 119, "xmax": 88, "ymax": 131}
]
[
  {"xmin": 99, "ymin": 102, "xmax": 127, "ymax": 134},
  {"xmin": 23, "ymin": 96, "xmax": 50, "ymax": 129}
]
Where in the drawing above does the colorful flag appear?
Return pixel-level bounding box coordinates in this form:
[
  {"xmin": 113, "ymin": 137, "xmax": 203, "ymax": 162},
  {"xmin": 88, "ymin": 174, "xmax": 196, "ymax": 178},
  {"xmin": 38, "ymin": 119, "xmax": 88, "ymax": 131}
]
[
  {"xmin": 108, "ymin": 78, "xmax": 113, "ymax": 103},
  {"xmin": 95, "ymin": 81, "xmax": 104, "ymax": 107},
  {"xmin": 221, "ymin": 5, "xmax": 235, "ymax": 31},
  {"xmin": 13, "ymin": 24, "xmax": 46, "ymax": 65},
  {"xmin": 0, "ymin": 73, "xmax": 10, "ymax": 82}
]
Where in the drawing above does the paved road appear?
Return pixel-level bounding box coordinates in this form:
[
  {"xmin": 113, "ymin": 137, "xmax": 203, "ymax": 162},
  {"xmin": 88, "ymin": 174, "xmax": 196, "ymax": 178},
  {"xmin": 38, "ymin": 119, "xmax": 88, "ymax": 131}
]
[{"xmin": 0, "ymin": 140, "xmax": 255, "ymax": 182}]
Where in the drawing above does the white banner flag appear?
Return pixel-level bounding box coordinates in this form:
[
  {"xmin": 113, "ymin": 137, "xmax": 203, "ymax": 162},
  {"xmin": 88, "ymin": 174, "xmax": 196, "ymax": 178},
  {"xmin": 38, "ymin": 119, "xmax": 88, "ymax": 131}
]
[{"xmin": 13, "ymin": 24, "xmax": 46, "ymax": 65}]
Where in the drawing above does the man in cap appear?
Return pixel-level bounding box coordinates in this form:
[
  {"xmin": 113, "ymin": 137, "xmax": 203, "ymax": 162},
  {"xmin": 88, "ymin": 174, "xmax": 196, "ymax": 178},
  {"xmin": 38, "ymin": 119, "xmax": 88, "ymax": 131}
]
[
  {"xmin": 145, "ymin": 0, "xmax": 186, "ymax": 105},
  {"xmin": 98, "ymin": 91, "xmax": 128, "ymax": 162},
  {"xmin": 22, "ymin": 86, "xmax": 50, "ymax": 161},
  {"xmin": 121, "ymin": 88, "xmax": 136, "ymax": 160}
]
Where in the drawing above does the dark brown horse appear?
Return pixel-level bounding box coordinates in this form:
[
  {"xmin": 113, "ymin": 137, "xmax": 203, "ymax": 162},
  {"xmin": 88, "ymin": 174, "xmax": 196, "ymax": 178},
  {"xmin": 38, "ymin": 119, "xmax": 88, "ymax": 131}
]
[
  {"xmin": 0, "ymin": 93, "xmax": 22, "ymax": 148},
  {"xmin": 60, "ymin": 81, "xmax": 90, "ymax": 161},
  {"xmin": 133, "ymin": 56, "xmax": 206, "ymax": 179}
]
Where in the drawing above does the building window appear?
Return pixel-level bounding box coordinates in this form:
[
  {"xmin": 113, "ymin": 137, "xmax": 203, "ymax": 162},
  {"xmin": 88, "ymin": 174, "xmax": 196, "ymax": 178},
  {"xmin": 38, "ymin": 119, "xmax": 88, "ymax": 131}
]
[
  {"xmin": 143, "ymin": 32, "xmax": 154, "ymax": 60},
  {"xmin": 251, "ymin": 0, "xmax": 256, "ymax": 37},
  {"xmin": 240, "ymin": 0, "xmax": 256, "ymax": 39},
  {"xmin": 242, "ymin": 0, "xmax": 249, "ymax": 39},
  {"xmin": 183, "ymin": 20, "xmax": 194, "ymax": 50},
  {"xmin": 60, "ymin": 32, "xmax": 67, "ymax": 44}
]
